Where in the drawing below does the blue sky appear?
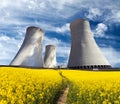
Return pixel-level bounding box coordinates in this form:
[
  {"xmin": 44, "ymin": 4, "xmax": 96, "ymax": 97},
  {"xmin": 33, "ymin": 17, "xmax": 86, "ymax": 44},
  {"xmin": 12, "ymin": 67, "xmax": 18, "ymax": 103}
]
[{"xmin": 0, "ymin": 0, "xmax": 120, "ymax": 67}]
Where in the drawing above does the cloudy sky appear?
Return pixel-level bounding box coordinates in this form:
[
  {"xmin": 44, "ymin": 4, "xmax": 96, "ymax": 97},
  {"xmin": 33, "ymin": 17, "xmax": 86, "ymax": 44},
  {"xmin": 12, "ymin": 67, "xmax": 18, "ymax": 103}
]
[{"xmin": 0, "ymin": 0, "xmax": 120, "ymax": 67}]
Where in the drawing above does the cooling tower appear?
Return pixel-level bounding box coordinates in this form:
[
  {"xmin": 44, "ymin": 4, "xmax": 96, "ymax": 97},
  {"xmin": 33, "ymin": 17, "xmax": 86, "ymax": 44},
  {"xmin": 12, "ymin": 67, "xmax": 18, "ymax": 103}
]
[
  {"xmin": 68, "ymin": 19, "xmax": 111, "ymax": 69},
  {"xmin": 44, "ymin": 45, "xmax": 57, "ymax": 68},
  {"xmin": 10, "ymin": 26, "xmax": 44, "ymax": 67}
]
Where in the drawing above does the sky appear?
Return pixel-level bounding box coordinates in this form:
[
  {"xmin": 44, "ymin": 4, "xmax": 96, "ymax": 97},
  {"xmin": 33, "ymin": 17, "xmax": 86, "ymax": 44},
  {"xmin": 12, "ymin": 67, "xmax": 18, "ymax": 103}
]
[{"xmin": 0, "ymin": 0, "xmax": 120, "ymax": 67}]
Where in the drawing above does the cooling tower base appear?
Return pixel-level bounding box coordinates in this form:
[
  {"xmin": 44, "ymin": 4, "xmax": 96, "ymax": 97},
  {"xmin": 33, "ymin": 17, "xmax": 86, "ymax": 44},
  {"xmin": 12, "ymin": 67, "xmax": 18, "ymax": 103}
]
[{"xmin": 68, "ymin": 65, "xmax": 111, "ymax": 69}]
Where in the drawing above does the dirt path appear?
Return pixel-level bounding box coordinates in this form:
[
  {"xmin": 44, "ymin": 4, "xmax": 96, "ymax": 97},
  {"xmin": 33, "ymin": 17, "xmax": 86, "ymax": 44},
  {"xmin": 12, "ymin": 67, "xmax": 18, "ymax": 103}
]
[{"xmin": 57, "ymin": 86, "xmax": 69, "ymax": 104}]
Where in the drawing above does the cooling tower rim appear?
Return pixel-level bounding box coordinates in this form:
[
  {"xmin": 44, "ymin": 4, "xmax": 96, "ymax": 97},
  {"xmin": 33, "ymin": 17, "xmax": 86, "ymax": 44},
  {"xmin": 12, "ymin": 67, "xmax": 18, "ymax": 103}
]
[
  {"xmin": 27, "ymin": 26, "xmax": 44, "ymax": 33},
  {"xmin": 46, "ymin": 45, "xmax": 56, "ymax": 48},
  {"xmin": 70, "ymin": 18, "xmax": 89, "ymax": 29}
]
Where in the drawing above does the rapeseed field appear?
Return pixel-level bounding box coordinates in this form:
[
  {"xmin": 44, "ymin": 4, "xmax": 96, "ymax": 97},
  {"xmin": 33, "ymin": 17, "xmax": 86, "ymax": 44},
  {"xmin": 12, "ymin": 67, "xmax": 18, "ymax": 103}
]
[
  {"xmin": 1, "ymin": 67, "xmax": 120, "ymax": 104},
  {"xmin": 62, "ymin": 70, "xmax": 120, "ymax": 104},
  {"xmin": 0, "ymin": 67, "xmax": 66, "ymax": 104}
]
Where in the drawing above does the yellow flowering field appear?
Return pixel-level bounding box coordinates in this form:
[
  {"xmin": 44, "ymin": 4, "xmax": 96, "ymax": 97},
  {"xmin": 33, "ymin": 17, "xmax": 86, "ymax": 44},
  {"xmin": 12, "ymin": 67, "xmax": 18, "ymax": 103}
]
[
  {"xmin": 1, "ymin": 67, "xmax": 120, "ymax": 104},
  {"xmin": 62, "ymin": 70, "xmax": 120, "ymax": 104},
  {"xmin": 0, "ymin": 67, "xmax": 67, "ymax": 104}
]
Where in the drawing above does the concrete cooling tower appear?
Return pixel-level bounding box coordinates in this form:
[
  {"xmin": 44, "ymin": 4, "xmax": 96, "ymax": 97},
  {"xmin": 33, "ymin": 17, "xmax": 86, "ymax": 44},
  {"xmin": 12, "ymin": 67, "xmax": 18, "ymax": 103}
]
[
  {"xmin": 44, "ymin": 45, "xmax": 57, "ymax": 68},
  {"xmin": 68, "ymin": 19, "xmax": 111, "ymax": 69},
  {"xmin": 10, "ymin": 26, "xmax": 44, "ymax": 67}
]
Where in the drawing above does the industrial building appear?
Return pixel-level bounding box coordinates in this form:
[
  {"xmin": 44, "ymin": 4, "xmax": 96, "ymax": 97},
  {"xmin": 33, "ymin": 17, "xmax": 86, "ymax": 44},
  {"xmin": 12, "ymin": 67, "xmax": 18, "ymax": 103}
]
[
  {"xmin": 68, "ymin": 19, "xmax": 111, "ymax": 69},
  {"xmin": 44, "ymin": 45, "xmax": 57, "ymax": 68},
  {"xmin": 10, "ymin": 26, "xmax": 44, "ymax": 67}
]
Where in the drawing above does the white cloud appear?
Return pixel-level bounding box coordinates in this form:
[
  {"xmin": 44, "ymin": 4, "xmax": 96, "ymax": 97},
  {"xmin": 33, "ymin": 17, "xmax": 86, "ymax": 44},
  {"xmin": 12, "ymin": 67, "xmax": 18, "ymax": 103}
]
[
  {"xmin": 55, "ymin": 23, "xmax": 70, "ymax": 33},
  {"xmin": 105, "ymin": 10, "xmax": 120, "ymax": 23},
  {"xmin": 0, "ymin": 0, "xmax": 120, "ymax": 67},
  {"xmin": 0, "ymin": 0, "xmax": 120, "ymax": 30},
  {"xmin": 101, "ymin": 47, "xmax": 120, "ymax": 67},
  {"xmin": 24, "ymin": 21, "xmax": 70, "ymax": 36},
  {"xmin": 0, "ymin": 34, "xmax": 23, "ymax": 65},
  {"xmin": 0, "ymin": 0, "xmax": 120, "ymax": 23},
  {"xmin": 93, "ymin": 23, "xmax": 108, "ymax": 38},
  {"xmin": 86, "ymin": 8, "xmax": 102, "ymax": 20},
  {"xmin": 39, "ymin": 23, "xmax": 70, "ymax": 34}
]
